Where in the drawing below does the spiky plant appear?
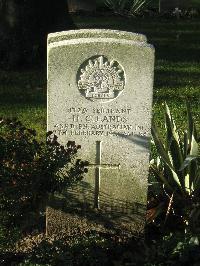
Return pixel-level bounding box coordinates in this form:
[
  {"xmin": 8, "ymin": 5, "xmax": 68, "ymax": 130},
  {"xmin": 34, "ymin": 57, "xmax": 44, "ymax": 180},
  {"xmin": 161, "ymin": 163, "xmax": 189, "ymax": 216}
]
[{"xmin": 148, "ymin": 103, "xmax": 200, "ymax": 233}]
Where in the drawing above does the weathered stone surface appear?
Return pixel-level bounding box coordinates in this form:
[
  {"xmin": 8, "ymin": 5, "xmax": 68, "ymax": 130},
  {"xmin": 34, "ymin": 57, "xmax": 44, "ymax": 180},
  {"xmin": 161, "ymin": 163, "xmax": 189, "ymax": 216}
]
[
  {"xmin": 47, "ymin": 29, "xmax": 154, "ymax": 237},
  {"xmin": 48, "ymin": 29, "xmax": 147, "ymax": 44}
]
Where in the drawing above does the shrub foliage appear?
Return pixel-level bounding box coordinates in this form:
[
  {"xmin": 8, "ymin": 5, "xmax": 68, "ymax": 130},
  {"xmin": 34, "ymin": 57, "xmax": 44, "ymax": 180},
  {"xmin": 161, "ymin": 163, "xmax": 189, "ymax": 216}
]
[{"xmin": 0, "ymin": 118, "xmax": 88, "ymax": 248}]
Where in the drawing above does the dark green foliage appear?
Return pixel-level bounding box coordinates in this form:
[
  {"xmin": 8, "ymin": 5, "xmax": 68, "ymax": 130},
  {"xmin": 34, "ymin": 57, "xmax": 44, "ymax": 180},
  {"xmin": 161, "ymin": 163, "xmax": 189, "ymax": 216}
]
[
  {"xmin": 104, "ymin": 0, "xmax": 151, "ymax": 16},
  {"xmin": 0, "ymin": 118, "xmax": 88, "ymax": 249},
  {"xmin": 149, "ymin": 103, "xmax": 200, "ymax": 233}
]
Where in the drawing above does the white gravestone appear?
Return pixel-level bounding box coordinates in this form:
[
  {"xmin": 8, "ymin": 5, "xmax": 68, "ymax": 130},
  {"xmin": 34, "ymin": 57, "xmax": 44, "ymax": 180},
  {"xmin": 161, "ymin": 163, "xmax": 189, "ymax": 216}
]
[{"xmin": 47, "ymin": 29, "xmax": 154, "ymax": 236}]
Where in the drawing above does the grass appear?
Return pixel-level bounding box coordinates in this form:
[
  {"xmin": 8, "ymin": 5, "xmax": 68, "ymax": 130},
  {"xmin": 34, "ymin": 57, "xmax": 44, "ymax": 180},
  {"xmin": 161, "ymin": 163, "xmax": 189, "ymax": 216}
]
[
  {"xmin": 0, "ymin": 69, "xmax": 46, "ymax": 140},
  {"xmin": 0, "ymin": 16, "xmax": 199, "ymax": 141}
]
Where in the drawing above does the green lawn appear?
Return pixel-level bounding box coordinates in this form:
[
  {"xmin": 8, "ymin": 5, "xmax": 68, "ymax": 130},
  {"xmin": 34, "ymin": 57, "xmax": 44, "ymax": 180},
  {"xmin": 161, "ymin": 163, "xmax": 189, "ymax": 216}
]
[{"xmin": 0, "ymin": 16, "xmax": 199, "ymax": 140}]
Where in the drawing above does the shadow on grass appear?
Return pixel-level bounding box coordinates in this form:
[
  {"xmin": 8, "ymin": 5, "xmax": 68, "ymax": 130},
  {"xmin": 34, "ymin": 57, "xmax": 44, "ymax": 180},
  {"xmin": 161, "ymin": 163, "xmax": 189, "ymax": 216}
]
[{"xmin": 155, "ymin": 69, "xmax": 200, "ymax": 88}]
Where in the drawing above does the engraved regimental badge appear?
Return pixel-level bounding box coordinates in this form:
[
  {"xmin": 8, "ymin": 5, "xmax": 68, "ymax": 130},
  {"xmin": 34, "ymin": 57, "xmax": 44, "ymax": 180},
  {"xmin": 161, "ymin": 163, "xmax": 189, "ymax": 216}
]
[{"xmin": 77, "ymin": 56, "xmax": 125, "ymax": 102}]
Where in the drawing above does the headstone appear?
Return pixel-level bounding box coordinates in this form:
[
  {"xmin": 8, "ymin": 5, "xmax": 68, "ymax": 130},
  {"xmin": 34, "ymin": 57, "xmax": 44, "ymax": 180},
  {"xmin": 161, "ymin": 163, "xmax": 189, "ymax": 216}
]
[{"xmin": 47, "ymin": 29, "xmax": 154, "ymax": 237}]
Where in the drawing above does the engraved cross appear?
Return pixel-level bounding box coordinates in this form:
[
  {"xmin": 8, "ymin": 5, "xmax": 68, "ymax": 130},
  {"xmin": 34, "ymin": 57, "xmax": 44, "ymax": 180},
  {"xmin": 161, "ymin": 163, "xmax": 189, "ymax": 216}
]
[{"xmin": 88, "ymin": 141, "xmax": 121, "ymax": 209}]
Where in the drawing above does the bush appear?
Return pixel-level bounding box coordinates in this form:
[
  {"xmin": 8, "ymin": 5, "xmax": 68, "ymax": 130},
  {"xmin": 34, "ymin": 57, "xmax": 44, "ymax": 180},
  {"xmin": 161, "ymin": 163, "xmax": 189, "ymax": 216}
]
[{"xmin": 0, "ymin": 118, "xmax": 88, "ymax": 249}]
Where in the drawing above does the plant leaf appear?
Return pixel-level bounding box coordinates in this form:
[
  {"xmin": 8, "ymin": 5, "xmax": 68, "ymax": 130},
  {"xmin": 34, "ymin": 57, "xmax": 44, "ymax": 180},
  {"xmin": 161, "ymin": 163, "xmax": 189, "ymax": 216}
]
[
  {"xmin": 150, "ymin": 164, "xmax": 174, "ymax": 193},
  {"xmin": 194, "ymin": 168, "xmax": 200, "ymax": 194},
  {"xmin": 186, "ymin": 101, "xmax": 193, "ymax": 145},
  {"xmin": 184, "ymin": 174, "xmax": 190, "ymax": 194},
  {"xmin": 151, "ymin": 121, "xmax": 173, "ymax": 169},
  {"xmin": 183, "ymin": 130, "xmax": 189, "ymax": 158},
  {"xmin": 180, "ymin": 155, "xmax": 198, "ymax": 171},
  {"xmin": 190, "ymin": 134, "xmax": 199, "ymax": 156},
  {"xmin": 165, "ymin": 103, "xmax": 184, "ymax": 187}
]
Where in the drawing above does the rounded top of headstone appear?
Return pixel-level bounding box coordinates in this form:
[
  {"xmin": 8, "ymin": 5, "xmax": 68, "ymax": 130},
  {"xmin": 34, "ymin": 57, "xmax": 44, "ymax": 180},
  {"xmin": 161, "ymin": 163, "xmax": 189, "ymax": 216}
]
[{"xmin": 48, "ymin": 29, "xmax": 147, "ymax": 44}]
